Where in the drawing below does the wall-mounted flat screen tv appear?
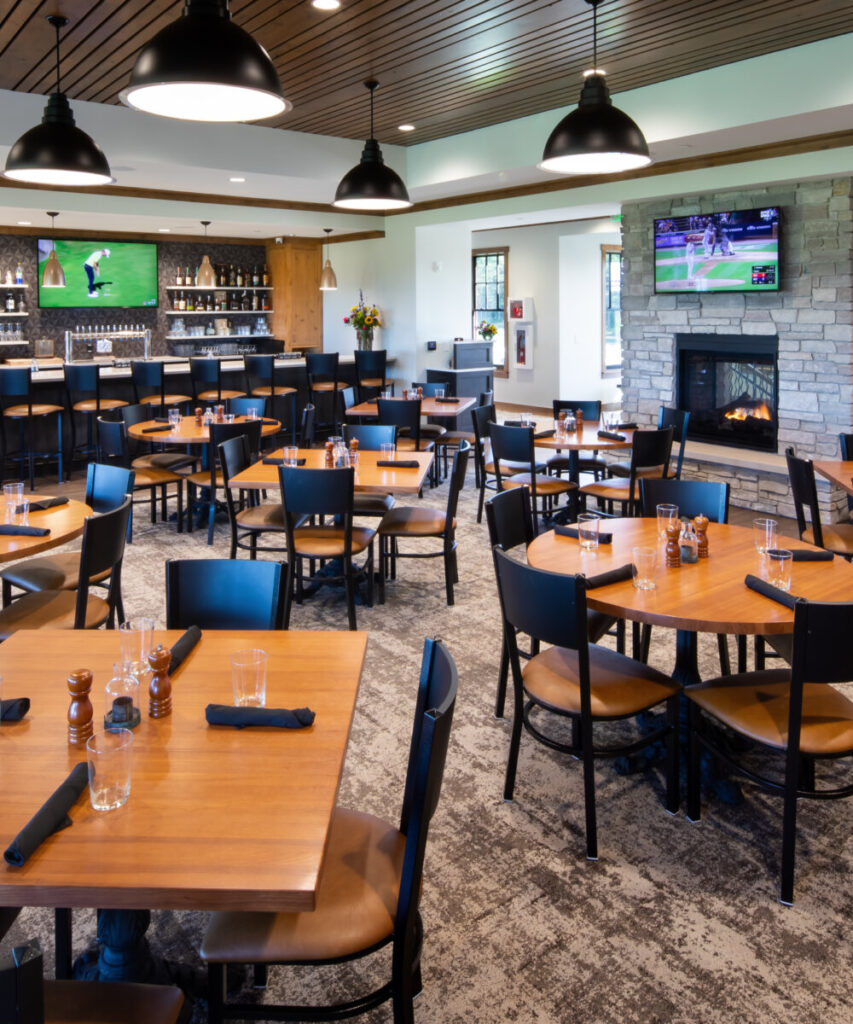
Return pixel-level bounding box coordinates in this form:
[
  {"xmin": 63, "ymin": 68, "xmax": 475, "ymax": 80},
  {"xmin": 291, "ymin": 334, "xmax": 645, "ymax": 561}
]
[
  {"xmin": 37, "ymin": 239, "xmax": 158, "ymax": 308},
  {"xmin": 654, "ymin": 207, "xmax": 780, "ymax": 293}
]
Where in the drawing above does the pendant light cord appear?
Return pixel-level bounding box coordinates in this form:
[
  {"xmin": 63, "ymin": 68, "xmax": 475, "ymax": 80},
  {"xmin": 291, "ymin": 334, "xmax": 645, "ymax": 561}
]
[
  {"xmin": 592, "ymin": 1, "xmax": 597, "ymax": 72},
  {"xmin": 54, "ymin": 19, "xmax": 61, "ymax": 94}
]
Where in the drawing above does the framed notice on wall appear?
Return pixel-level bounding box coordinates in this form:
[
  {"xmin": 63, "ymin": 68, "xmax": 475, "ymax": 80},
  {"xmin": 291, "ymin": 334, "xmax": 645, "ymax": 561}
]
[{"xmin": 512, "ymin": 322, "xmax": 533, "ymax": 369}]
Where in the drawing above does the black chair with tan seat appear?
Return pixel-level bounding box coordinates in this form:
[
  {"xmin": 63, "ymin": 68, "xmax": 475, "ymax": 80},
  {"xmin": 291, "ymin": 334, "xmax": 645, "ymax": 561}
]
[
  {"xmin": 492, "ymin": 545, "xmax": 681, "ymax": 859},
  {"xmin": 187, "ymin": 419, "xmax": 263, "ymax": 545},
  {"xmin": 686, "ymin": 597, "xmax": 853, "ymax": 904},
  {"xmin": 219, "ymin": 434, "xmax": 287, "ymax": 560},
  {"xmin": 342, "ymin": 422, "xmax": 397, "ymax": 519},
  {"xmin": 244, "ymin": 353, "xmax": 297, "ymax": 443},
  {"xmin": 486, "ymin": 486, "xmax": 622, "ymax": 720},
  {"xmin": 0, "ymin": 496, "xmax": 131, "ymax": 639},
  {"xmin": 489, "ymin": 420, "xmax": 575, "ymax": 534},
  {"xmin": 786, "ymin": 446, "xmax": 853, "ymax": 558},
  {"xmin": 278, "ymin": 465, "xmax": 375, "ymax": 630},
  {"xmin": 581, "ymin": 426, "xmax": 673, "ymax": 517},
  {"xmin": 98, "ymin": 417, "xmax": 184, "ymax": 537},
  {"xmin": 190, "ymin": 357, "xmax": 246, "ymax": 406},
  {"xmin": 409, "ymin": 382, "xmax": 448, "ymax": 445},
  {"xmin": 1, "ymin": 462, "xmax": 133, "ymax": 622},
  {"xmin": 166, "ymin": 558, "xmax": 284, "ymax": 629},
  {"xmin": 354, "ymin": 347, "xmax": 388, "ymax": 401},
  {"xmin": 378, "ymin": 441, "xmax": 469, "ymax": 606},
  {"xmin": 306, "ymin": 352, "xmax": 347, "ymax": 435},
  {"xmin": 64, "ymin": 361, "xmax": 127, "ymax": 466},
  {"xmin": 609, "ymin": 406, "xmax": 689, "ymax": 481},
  {"xmin": 130, "ymin": 359, "xmax": 191, "ymax": 413},
  {"xmin": 377, "ymin": 397, "xmax": 436, "ymax": 487},
  {"xmin": 0, "ymin": 908, "xmax": 184, "ymax": 1024},
  {"xmin": 121, "ymin": 402, "xmax": 198, "ymax": 474},
  {"xmin": 548, "ymin": 399, "xmax": 607, "ymax": 480},
  {"xmin": 201, "ymin": 635, "xmax": 458, "ymax": 1024},
  {"xmin": 0, "ymin": 366, "xmax": 64, "ymax": 490}
]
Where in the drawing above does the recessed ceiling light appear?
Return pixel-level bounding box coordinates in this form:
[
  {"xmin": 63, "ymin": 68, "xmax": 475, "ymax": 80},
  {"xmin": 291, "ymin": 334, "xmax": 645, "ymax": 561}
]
[
  {"xmin": 311, "ymin": 0, "xmax": 341, "ymax": 9},
  {"xmin": 229, "ymin": 176, "xmax": 246, "ymax": 182},
  {"xmin": 398, "ymin": 124, "xmax": 415, "ymax": 132},
  {"xmin": 17, "ymin": 220, "xmax": 31, "ymax": 225},
  {"xmin": 158, "ymin": 227, "xmax": 171, "ymax": 233}
]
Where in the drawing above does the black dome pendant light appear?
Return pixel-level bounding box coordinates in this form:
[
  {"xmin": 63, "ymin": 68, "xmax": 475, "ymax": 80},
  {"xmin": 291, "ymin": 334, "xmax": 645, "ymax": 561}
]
[
  {"xmin": 4, "ymin": 16, "xmax": 114, "ymax": 186},
  {"xmin": 120, "ymin": 0, "xmax": 288, "ymax": 122},
  {"xmin": 540, "ymin": 0, "xmax": 651, "ymax": 176},
  {"xmin": 333, "ymin": 81, "xmax": 412, "ymax": 210}
]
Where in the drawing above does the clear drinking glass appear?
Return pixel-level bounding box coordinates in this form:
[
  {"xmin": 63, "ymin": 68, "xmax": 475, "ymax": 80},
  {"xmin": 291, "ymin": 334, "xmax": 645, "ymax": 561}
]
[
  {"xmin": 632, "ymin": 546, "xmax": 658, "ymax": 590},
  {"xmin": 246, "ymin": 407, "xmax": 259, "ymax": 420},
  {"xmin": 231, "ymin": 649, "xmax": 267, "ymax": 707},
  {"xmin": 753, "ymin": 517, "xmax": 777, "ymax": 555},
  {"xmin": 284, "ymin": 446, "xmax": 299, "ymax": 467},
  {"xmin": 380, "ymin": 390, "xmax": 391, "ymax": 400},
  {"xmin": 16, "ymin": 499, "xmax": 29, "ymax": 527},
  {"xmin": 380, "ymin": 442, "xmax": 396, "ymax": 460},
  {"xmin": 120, "ymin": 618, "xmax": 154, "ymax": 684},
  {"xmin": 167, "ymin": 407, "xmax": 181, "ymax": 428},
  {"xmin": 434, "ymin": 387, "xmax": 445, "ymax": 399},
  {"xmin": 576, "ymin": 513, "xmax": 600, "ymax": 551},
  {"xmin": 656, "ymin": 503, "xmax": 679, "ymax": 539},
  {"xmin": 766, "ymin": 548, "xmax": 793, "ymax": 591},
  {"xmin": 87, "ymin": 729, "xmax": 133, "ymax": 812},
  {"xmin": 3, "ymin": 481, "xmax": 23, "ymax": 523}
]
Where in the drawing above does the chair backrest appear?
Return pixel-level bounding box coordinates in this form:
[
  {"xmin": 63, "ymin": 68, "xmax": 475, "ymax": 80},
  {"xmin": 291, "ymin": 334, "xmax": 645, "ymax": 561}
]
[
  {"xmin": 206, "ymin": 421, "xmax": 262, "ymax": 488},
  {"xmin": 444, "ymin": 441, "xmax": 470, "ymax": 524},
  {"xmin": 553, "ymin": 399, "xmax": 602, "ymax": 421},
  {"xmin": 85, "ymin": 461, "xmax": 134, "ymax": 513},
  {"xmin": 278, "ymin": 464, "xmax": 354, "ymax": 521},
  {"xmin": 342, "ymin": 423, "xmax": 396, "ymax": 450},
  {"xmin": 64, "ymin": 361, "xmax": 99, "ymax": 399},
  {"xmin": 226, "ymin": 396, "xmax": 267, "ymax": 418},
  {"xmin": 97, "ymin": 416, "xmax": 130, "ymax": 465},
  {"xmin": 786, "ymin": 446, "xmax": 823, "ymax": 545},
  {"xmin": 131, "ymin": 359, "xmax": 163, "ymax": 403},
  {"xmin": 658, "ymin": 406, "xmax": 690, "ymax": 480},
  {"xmin": 411, "ymin": 381, "xmax": 444, "ymax": 397},
  {"xmin": 165, "ymin": 558, "xmax": 284, "ymax": 629},
  {"xmin": 630, "ymin": 426, "xmax": 674, "ymax": 472},
  {"xmin": 341, "ymin": 385, "xmax": 357, "ymax": 411},
  {"xmin": 377, "ymin": 398, "xmax": 422, "ymax": 449},
  {"xmin": 75, "ymin": 496, "xmax": 132, "ymax": 626},
  {"xmin": 479, "ymin": 390, "xmax": 494, "ymax": 406},
  {"xmin": 306, "ymin": 351, "xmax": 338, "ymax": 386},
  {"xmin": 119, "ymin": 403, "xmax": 151, "ymax": 429},
  {"xmin": 244, "ymin": 353, "xmax": 274, "ymax": 390},
  {"xmin": 218, "ymin": 434, "xmax": 252, "ymax": 484},
  {"xmin": 839, "ymin": 433, "xmax": 853, "ymax": 461},
  {"xmin": 471, "ymin": 403, "xmax": 496, "ymax": 463},
  {"xmin": 395, "ymin": 637, "xmax": 458, "ymax": 947},
  {"xmin": 353, "ymin": 348, "xmax": 386, "ymax": 384},
  {"xmin": 488, "ymin": 420, "xmax": 533, "ymax": 469},
  {"xmin": 639, "ymin": 478, "xmax": 730, "ymax": 524},
  {"xmin": 300, "ymin": 403, "xmax": 315, "ymax": 447},
  {"xmin": 0, "ymin": 367, "xmax": 31, "ymax": 412},
  {"xmin": 190, "ymin": 357, "xmax": 221, "ymax": 399},
  {"xmin": 486, "ymin": 485, "xmax": 534, "ymax": 551}
]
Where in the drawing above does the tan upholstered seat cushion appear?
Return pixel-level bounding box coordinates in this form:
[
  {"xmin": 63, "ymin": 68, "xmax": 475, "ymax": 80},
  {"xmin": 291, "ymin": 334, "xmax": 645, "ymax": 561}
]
[
  {"xmin": 396, "ymin": 437, "xmax": 434, "ymax": 453},
  {"xmin": 132, "ymin": 452, "xmax": 197, "ymax": 472},
  {"xmin": 134, "ymin": 465, "xmax": 184, "ymax": 487},
  {"xmin": 186, "ymin": 468, "xmax": 224, "ymax": 488},
  {"xmin": 0, "ymin": 590, "xmax": 110, "ymax": 639},
  {"xmin": 310, "ymin": 381, "xmax": 347, "ymax": 392},
  {"xmin": 606, "ymin": 463, "xmax": 664, "ymax": 479},
  {"xmin": 44, "ymin": 979, "xmax": 183, "ymax": 1024},
  {"xmin": 196, "ymin": 389, "xmax": 246, "ymax": 401},
  {"xmin": 201, "ymin": 807, "xmax": 404, "ymax": 963},
  {"xmin": 292, "ymin": 525, "xmax": 375, "ymax": 558},
  {"xmin": 802, "ymin": 524, "xmax": 853, "ymax": 557},
  {"xmin": 438, "ymin": 430, "xmax": 475, "ymax": 444},
  {"xmin": 547, "ymin": 454, "xmax": 608, "ymax": 472},
  {"xmin": 379, "ymin": 506, "xmax": 449, "ymax": 537},
  {"xmin": 140, "ymin": 394, "xmax": 191, "ymax": 406},
  {"xmin": 523, "ymin": 643, "xmax": 680, "ymax": 718},
  {"xmin": 501, "ymin": 472, "xmax": 575, "ymax": 496},
  {"xmin": 420, "ymin": 424, "xmax": 447, "ymax": 438},
  {"xmin": 72, "ymin": 398, "xmax": 128, "ymax": 413},
  {"xmin": 687, "ymin": 669, "xmax": 853, "ymax": 755},
  {"xmin": 1, "ymin": 551, "xmax": 109, "ymax": 592},
  {"xmin": 4, "ymin": 403, "xmax": 63, "ymax": 417},
  {"xmin": 251, "ymin": 385, "xmax": 296, "ymax": 397},
  {"xmin": 580, "ymin": 472, "xmax": 663, "ymax": 502},
  {"xmin": 354, "ymin": 492, "xmax": 395, "ymax": 516},
  {"xmin": 236, "ymin": 504, "xmax": 285, "ymax": 531},
  {"xmin": 359, "ymin": 376, "xmax": 384, "ymax": 387}
]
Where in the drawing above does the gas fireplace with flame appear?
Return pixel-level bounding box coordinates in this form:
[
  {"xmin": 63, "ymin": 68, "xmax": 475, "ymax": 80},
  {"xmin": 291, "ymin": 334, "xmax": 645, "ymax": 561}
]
[{"xmin": 675, "ymin": 334, "xmax": 778, "ymax": 453}]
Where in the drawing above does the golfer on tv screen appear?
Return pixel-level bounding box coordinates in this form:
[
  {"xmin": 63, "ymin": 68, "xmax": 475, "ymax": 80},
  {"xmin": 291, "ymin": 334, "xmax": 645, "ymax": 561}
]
[{"xmin": 84, "ymin": 248, "xmax": 110, "ymax": 297}]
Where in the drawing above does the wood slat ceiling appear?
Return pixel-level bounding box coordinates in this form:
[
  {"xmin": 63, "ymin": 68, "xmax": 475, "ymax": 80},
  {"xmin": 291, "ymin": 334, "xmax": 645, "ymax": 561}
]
[{"xmin": 1, "ymin": 0, "xmax": 852, "ymax": 146}]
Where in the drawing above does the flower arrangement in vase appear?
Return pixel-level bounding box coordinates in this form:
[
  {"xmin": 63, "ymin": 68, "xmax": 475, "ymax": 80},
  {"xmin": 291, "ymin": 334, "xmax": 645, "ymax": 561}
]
[
  {"xmin": 478, "ymin": 320, "xmax": 497, "ymax": 341},
  {"xmin": 343, "ymin": 290, "xmax": 383, "ymax": 350}
]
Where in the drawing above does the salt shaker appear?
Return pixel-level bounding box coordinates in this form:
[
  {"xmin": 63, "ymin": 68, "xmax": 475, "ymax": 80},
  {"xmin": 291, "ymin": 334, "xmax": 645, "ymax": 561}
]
[{"xmin": 679, "ymin": 519, "xmax": 699, "ymax": 564}]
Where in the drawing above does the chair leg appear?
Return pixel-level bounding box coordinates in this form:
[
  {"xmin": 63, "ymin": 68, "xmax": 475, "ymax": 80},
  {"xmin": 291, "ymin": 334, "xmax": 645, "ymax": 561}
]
[
  {"xmin": 378, "ymin": 536, "xmax": 386, "ymax": 604},
  {"xmin": 207, "ymin": 962, "xmax": 226, "ymax": 1024},
  {"xmin": 780, "ymin": 762, "xmax": 799, "ymax": 905},
  {"xmin": 444, "ymin": 546, "xmax": 455, "ymax": 606},
  {"xmin": 495, "ymin": 638, "xmax": 508, "ymax": 719},
  {"xmin": 687, "ymin": 702, "xmax": 702, "ymax": 822},
  {"xmin": 207, "ymin": 491, "xmax": 215, "ymax": 545},
  {"xmin": 503, "ymin": 665, "xmax": 524, "ymax": 801},
  {"xmin": 176, "ymin": 481, "xmax": 183, "ymax": 535},
  {"xmin": 665, "ymin": 695, "xmax": 679, "ymax": 814},
  {"xmin": 344, "ymin": 560, "xmax": 357, "ymax": 630},
  {"xmin": 2, "ymin": 577, "xmax": 13, "ymax": 608},
  {"xmin": 477, "ymin": 477, "xmax": 486, "ymax": 523},
  {"xmin": 737, "ymin": 634, "xmax": 748, "ymax": 673},
  {"xmin": 580, "ymin": 713, "xmax": 598, "ymax": 860},
  {"xmin": 283, "ymin": 561, "xmax": 295, "ymax": 628},
  {"xmin": 716, "ymin": 634, "xmax": 732, "ymax": 675},
  {"xmin": 754, "ymin": 635, "xmax": 766, "ymax": 670},
  {"xmin": 56, "ymin": 413, "xmax": 63, "ymax": 484}
]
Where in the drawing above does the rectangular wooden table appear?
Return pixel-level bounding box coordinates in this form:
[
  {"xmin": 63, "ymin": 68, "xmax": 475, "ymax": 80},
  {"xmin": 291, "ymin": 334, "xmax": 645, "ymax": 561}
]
[
  {"xmin": 230, "ymin": 447, "xmax": 434, "ymax": 494},
  {"xmin": 346, "ymin": 395, "xmax": 477, "ymax": 419},
  {"xmin": 0, "ymin": 629, "xmax": 367, "ymax": 915},
  {"xmin": 814, "ymin": 459, "xmax": 853, "ymax": 497}
]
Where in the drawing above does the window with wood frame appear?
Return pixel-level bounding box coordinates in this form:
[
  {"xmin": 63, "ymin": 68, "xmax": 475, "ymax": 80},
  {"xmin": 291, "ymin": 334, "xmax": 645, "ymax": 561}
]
[
  {"xmin": 472, "ymin": 247, "xmax": 508, "ymax": 378},
  {"xmin": 602, "ymin": 244, "xmax": 623, "ymax": 376}
]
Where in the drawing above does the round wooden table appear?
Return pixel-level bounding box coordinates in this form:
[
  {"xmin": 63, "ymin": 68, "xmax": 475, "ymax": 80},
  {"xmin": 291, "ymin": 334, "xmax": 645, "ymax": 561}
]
[
  {"xmin": 533, "ymin": 421, "xmax": 634, "ymax": 482},
  {"xmin": 0, "ymin": 498, "xmax": 93, "ymax": 562},
  {"xmin": 127, "ymin": 415, "xmax": 280, "ymax": 445},
  {"xmin": 527, "ymin": 517, "xmax": 853, "ymax": 684}
]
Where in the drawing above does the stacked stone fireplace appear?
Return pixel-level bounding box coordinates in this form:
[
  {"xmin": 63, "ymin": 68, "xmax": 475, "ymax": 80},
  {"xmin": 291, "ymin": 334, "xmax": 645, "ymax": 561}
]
[{"xmin": 619, "ymin": 177, "xmax": 853, "ymax": 520}]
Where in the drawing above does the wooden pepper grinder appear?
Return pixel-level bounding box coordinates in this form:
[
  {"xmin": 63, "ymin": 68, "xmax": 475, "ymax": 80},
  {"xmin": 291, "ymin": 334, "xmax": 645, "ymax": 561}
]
[
  {"xmin": 148, "ymin": 644, "xmax": 172, "ymax": 719},
  {"xmin": 194, "ymin": 406, "xmax": 203, "ymax": 426},
  {"xmin": 695, "ymin": 513, "xmax": 710, "ymax": 558},
  {"xmin": 665, "ymin": 520, "xmax": 682, "ymax": 568},
  {"xmin": 575, "ymin": 408, "xmax": 584, "ymax": 432},
  {"xmin": 67, "ymin": 668, "xmax": 94, "ymax": 745}
]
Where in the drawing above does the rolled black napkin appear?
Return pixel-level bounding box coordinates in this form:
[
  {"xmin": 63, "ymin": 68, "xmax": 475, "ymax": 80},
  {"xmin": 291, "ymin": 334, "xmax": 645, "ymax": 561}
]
[
  {"xmin": 262, "ymin": 456, "xmax": 306, "ymax": 466},
  {"xmin": 744, "ymin": 574, "xmax": 798, "ymax": 609},
  {"xmin": 0, "ymin": 525, "xmax": 50, "ymax": 537},
  {"xmin": 584, "ymin": 564, "xmax": 634, "ymax": 589},
  {"xmin": 142, "ymin": 424, "xmax": 172, "ymax": 433},
  {"xmin": 597, "ymin": 430, "xmax": 627, "ymax": 441},
  {"xmin": 258, "ymin": 419, "xmax": 280, "ymax": 426},
  {"xmin": 4, "ymin": 762, "xmax": 89, "ymax": 867},
  {"xmin": 790, "ymin": 549, "xmax": 834, "ymax": 562},
  {"xmin": 0, "ymin": 697, "xmax": 29, "ymax": 721},
  {"xmin": 553, "ymin": 524, "xmax": 613, "ymax": 544},
  {"xmin": 205, "ymin": 704, "xmax": 315, "ymax": 729},
  {"xmin": 613, "ymin": 421, "xmax": 638, "ymax": 430},
  {"xmin": 502, "ymin": 420, "xmax": 525, "ymax": 428},
  {"xmin": 434, "ymin": 397, "xmax": 460, "ymax": 404},
  {"xmin": 377, "ymin": 459, "xmax": 420, "ymax": 468},
  {"xmin": 153, "ymin": 416, "xmax": 171, "ymax": 423},
  {"xmin": 16, "ymin": 496, "xmax": 68, "ymax": 513},
  {"xmin": 535, "ymin": 429, "xmax": 556, "ymax": 439},
  {"xmin": 169, "ymin": 625, "xmax": 202, "ymax": 674}
]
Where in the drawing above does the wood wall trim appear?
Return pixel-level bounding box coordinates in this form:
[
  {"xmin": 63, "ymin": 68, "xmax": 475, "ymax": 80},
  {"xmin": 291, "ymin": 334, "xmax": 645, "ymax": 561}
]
[{"xmin": 0, "ymin": 226, "xmax": 385, "ymax": 247}]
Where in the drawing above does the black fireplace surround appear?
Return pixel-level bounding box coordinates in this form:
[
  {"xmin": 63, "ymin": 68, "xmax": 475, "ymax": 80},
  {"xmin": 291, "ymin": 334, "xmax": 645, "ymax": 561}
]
[{"xmin": 675, "ymin": 333, "xmax": 779, "ymax": 453}]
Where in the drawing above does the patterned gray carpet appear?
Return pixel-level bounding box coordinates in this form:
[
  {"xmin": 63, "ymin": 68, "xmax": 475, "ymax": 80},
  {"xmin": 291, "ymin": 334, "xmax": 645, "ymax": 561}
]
[{"xmin": 7, "ymin": 466, "xmax": 853, "ymax": 1023}]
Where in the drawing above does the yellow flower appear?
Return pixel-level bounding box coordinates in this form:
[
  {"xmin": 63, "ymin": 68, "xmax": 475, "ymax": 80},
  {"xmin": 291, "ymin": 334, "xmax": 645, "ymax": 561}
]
[
  {"xmin": 370, "ymin": 308, "xmax": 379, "ymax": 316},
  {"xmin": 365, "ymin": 316, "xmax": 374, "ymax": 325},
  {"xmin": 351, "ymin": 306, "xmax": 358, "ymax": 312}
]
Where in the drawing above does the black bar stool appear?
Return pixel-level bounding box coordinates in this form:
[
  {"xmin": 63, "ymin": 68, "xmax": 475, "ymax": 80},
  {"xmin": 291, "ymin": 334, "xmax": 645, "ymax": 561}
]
[
  {"xmin": 0, "ymin": 366, "xmax": 64, "ymax": 490},
  {"xmin": 64, "ymin": 362, "xmax": 127, "ymax": 466}
]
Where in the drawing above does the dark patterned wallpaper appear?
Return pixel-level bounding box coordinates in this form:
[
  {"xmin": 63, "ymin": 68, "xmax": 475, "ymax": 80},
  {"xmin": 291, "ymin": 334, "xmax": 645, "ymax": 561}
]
[{"xmin": 0, "ymin": 235, "xmax": 266, "ymax": 359}]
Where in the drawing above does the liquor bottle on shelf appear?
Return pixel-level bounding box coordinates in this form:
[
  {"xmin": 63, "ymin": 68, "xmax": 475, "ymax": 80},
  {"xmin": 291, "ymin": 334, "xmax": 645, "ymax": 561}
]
[
  {"xmin": 251, "ymin": 265, "xmax": 259, "ymax": 287},
  {"xmin": 228, "ymin": 264, "xmax": 236, "ymax": 286},
  {"xmin": 229, "ymin": 292, "xmax": 239, "ymax": 311},
  {"xmin": 206, "ymin": 293, "xmax": 214, "ymax": 311},
  {"xmin": 186, "ymin": 292, "xmax": 195, "ymax": 311},
  {"xmin": 177, "ymin": 291, "xmax": 186, "ymax": 311},
  {"xmin": 241, "ymin": 291, "xmax": 250, "ymax": 311},
  {"xmin": 176, "ymin": 267, "xmax": 183, "ymax": 286},
  {"xmin": 17, "ymin": 294, "xmax": 25, "ymax": 313},
  {"xmin": 185, "ymin": 266, "xmax": 191, "ymax": 287},
  {"xmin": 194, "ymin": 266, "xmax": 199, "ymax": 287},
  {"xmin": 262, "ymin": 264, "xmax": 269, "ymax": 286},
  {"xmin": 261, "ymin": 291, "xmax": 270, "ymax": 311},
  {"xmin": 251, "ymin": 291, "xmax": 259, "ymax": 310},
  {"xmin": 236, "ymin": 265, "xmax": 244, "ymax": 287},
  {"xmin": 15, "ymin": 262, "xmax": 23, "ymax": 285},
  {"xmin": 5, "ymin": 291, "xmax": 15, "ymax": 312},
  {"xmin": 218, "ymin": 265, "xmax": 226, "ymax": 287}
]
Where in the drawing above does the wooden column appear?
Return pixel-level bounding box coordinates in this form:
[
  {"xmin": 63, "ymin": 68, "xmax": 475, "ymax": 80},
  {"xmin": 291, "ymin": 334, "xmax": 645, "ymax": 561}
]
[{"xmin": 266, "ymin": 239, "xmax": 322, "ymax": 351}]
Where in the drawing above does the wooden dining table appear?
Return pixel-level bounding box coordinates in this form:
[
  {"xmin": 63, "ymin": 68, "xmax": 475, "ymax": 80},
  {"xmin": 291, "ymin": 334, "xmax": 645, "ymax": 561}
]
[
  {"xmin": 230, "ymin": 447, "xmax": 434, "ymax": 495},
  {"xmin": 346, "ymin": 395, "xmax": 478, "ymax": 419},
  {"xmin": 127, "ymin": 414, "xmax": 280, "ymax": 446},
  {"xmin": 814, "ymin": 459, "xmax": 853, "ymax": 497},
  {"xmin": 531, "ymin": 421, "xmax": 635, "ymax": 482},
  {"xmin": 0, "ymin": 498, "xmax": 92, "ymax": 563},
  {"xmin": 527, "ymin": 517, "xmax": 853, "ymax": 686},
  {"xmin": 0, "ymin": 628, "xmax": 366, "ymax": 983}
]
